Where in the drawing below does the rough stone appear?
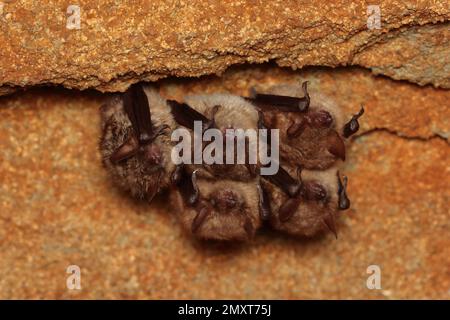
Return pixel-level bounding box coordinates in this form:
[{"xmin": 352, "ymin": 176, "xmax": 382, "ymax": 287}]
[
  {"xmin": 0, "ymin": 0, "xmax": 449, "ymax": 95},
  {"xmin": 0, "ymin": 66, "xmax": 448, "ymax": 299}
]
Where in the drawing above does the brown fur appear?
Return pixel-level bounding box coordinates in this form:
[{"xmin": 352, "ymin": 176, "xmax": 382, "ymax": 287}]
[
  {"xmin": 184, "ymin": 94, "xmax": 260, "ymax": 181},
  {"xmin": 98, "ymin": 83, "xmax": 355, "ymax": 242},
  {"xmin": 264, "ymin": 166, "xmax": 340, "ymax": 237},
  {"xmin": 170, "ymin": 171, "xmax": 262, "ymax": 241},
  {"xmin": 256, "ymin": 83, "xmax": 346, "ymax": 170},
  {"xmin": 99, "ymin": 86, "xmax": 177, "ymax": 200}
]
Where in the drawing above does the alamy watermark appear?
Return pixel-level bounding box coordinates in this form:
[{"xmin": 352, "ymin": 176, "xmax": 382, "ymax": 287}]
[
  {"xmin": 66, "ymin": 265, "xmax": 81, "ymax": 290},
  {"xmin": 366, "ymin": 264, "xmax": 382, "ymax": 290},
  {"xmin": 66, "ymin": 4, "xmax": 81, "ymax": 30},
  {"xmin": 171, "ymin": 121, "xmax": 280, "ymax": 176},
  {"xmin": 367, "ymin": 5, "xmax": 381, "ymax": 30}
]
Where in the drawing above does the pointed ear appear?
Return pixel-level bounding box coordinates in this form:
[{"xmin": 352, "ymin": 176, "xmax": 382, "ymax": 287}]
[
  {"xmin": 110, "ymin": 135, "xmax": 139, "ymax": 164},
  {"xmin": 343, "ymin": 106, "xmax": 365, "ymax": 138}
]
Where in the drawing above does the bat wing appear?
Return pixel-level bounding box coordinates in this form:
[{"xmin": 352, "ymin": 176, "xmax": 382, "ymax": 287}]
[{"xmin": 123, "ymin": 83, "xmax": 154, "ymax": 144}]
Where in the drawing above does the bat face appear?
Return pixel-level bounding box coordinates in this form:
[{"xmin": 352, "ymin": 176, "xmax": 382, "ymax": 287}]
[
  {"xmin": 170, "ymin": 168, "xmax": 261, "ymax": 241},
  {"xmin": 99, "ymin": 84, "xmax": 177, "ymax": 201},
  {"xmin": 247, "ymin": 83, "xmax": 355, "ymax": 170},
  {"xmin": 263, "ymin": 166, "xmax": 343, "ymax": 238},
  {"xmin": 181, "ymin": 94, "xmax": 261, "ymax": 181}
]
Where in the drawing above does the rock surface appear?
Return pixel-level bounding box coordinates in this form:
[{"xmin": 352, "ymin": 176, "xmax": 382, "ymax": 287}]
[
  {"xmin": 0, "ymin": 66, "xmax": 448, "ymax": 299},
  {"xmin": 0, "ymin": 0, "xmax": 449, "ymax": 94}
]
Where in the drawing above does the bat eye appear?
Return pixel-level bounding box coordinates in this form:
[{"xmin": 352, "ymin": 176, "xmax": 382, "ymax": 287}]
[
  {"xmin": 309, "ymin": 110, "xmax": 333, "ymax": 128},
  {"xmin": 305, "ymin": 182, "xmax": 327, "ymax": 201},
  {"xmin": 212, "ymin": 190, "xmax": 240, "ymax": 212},
  {"xmin": 343, "ymin": 106, "xmax": 365, "ymax": 138}
]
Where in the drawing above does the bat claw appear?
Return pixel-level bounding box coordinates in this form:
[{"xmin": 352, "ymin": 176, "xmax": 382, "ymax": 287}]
[
  {"xmin": 337, "ymin": 172, "xmax": 350, "ymax": 210},
  {"xmin": 322, "ymin": 212, "xmax": 338, "ymax": 239},
  {"xmin": 191, "ymin": 205, "xmax": 210, "ymax": 234},
  {"xmin": 171, "ymin": 165, "xmax": 183, "ymax": 185},
  {"xmin": 257, "ymin": 184, "xmax": 271, "ymax": 220},
  {"xmin": 243, "ymin": 217, "xmax": 254, "ymax": 239},
  {"xmin": 146, "ymin": 171, "xmax": 163, "ymax": 203},
  {"xmin": 279, "ymin": 198, "xmax": 301, "ymax": 222},
  {"xmin": 110, "ymin": 134, "xmax": 139, "ymax": 164}
]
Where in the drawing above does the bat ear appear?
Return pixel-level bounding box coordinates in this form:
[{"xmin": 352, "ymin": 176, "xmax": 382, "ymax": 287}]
[
  {"xmin": 170, "ymin": 165, "xmax": 184, "ymax": 185},
  {"xmin": 110, "ymin": 135, "xmax": 139, "ymax": 164},
  {"xmin": 343, "ymin": 106, "xmax": 365, "ymax": 138}
]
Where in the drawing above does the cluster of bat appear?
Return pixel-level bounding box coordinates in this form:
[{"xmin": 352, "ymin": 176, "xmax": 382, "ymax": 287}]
[{"xmin": 99, "ymin": 82, "xmax": 364, "ymax": 241}]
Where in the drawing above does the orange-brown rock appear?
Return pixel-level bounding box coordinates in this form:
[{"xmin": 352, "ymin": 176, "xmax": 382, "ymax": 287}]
[
  {"xmin": 0, "ymin": 0, "xmax": 449, "ymax": 95},
  {"xmin": 0, "ymin": 66, "xmax": 448, "ymax": 299}
]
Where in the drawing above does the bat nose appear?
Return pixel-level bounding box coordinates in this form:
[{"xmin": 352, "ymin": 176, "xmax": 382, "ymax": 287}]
[
  {"xmin": 144, "ymin": 144, "xmax": 162, "ymax": 165},
  {"xmin": 212, "ymin": 190, "xmax": 240, "ymax": 212}
]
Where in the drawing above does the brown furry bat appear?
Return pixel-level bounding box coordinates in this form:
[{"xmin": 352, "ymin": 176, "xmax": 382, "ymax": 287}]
[
  {"xmin": 262, "ymin": 165, "xmax": 350, "ymax": 238},
  {"xmin": 170, "ymin": 167, "xmax": 263, "ymax": 241},
  {"xmin": 99, "ymin": 84, "xmax": 177, "ymax": 201},
  {"xmin": 169, "ymin": 93, "xmax": 261, "ymax": 181},
  {"xmin": 243, "ymin": 82, "xmax": 360, "ymax": 238},
  {"xmin": 99, "ymin": 81, "xmax": 362, "ymax": 242},
  {"xmin": 246, "ymin": 82, "xmax": 363, "ymax": 170},
  {"xmin": 166, "ymin": 95, "xmax": 275, "ymax": 240}
]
